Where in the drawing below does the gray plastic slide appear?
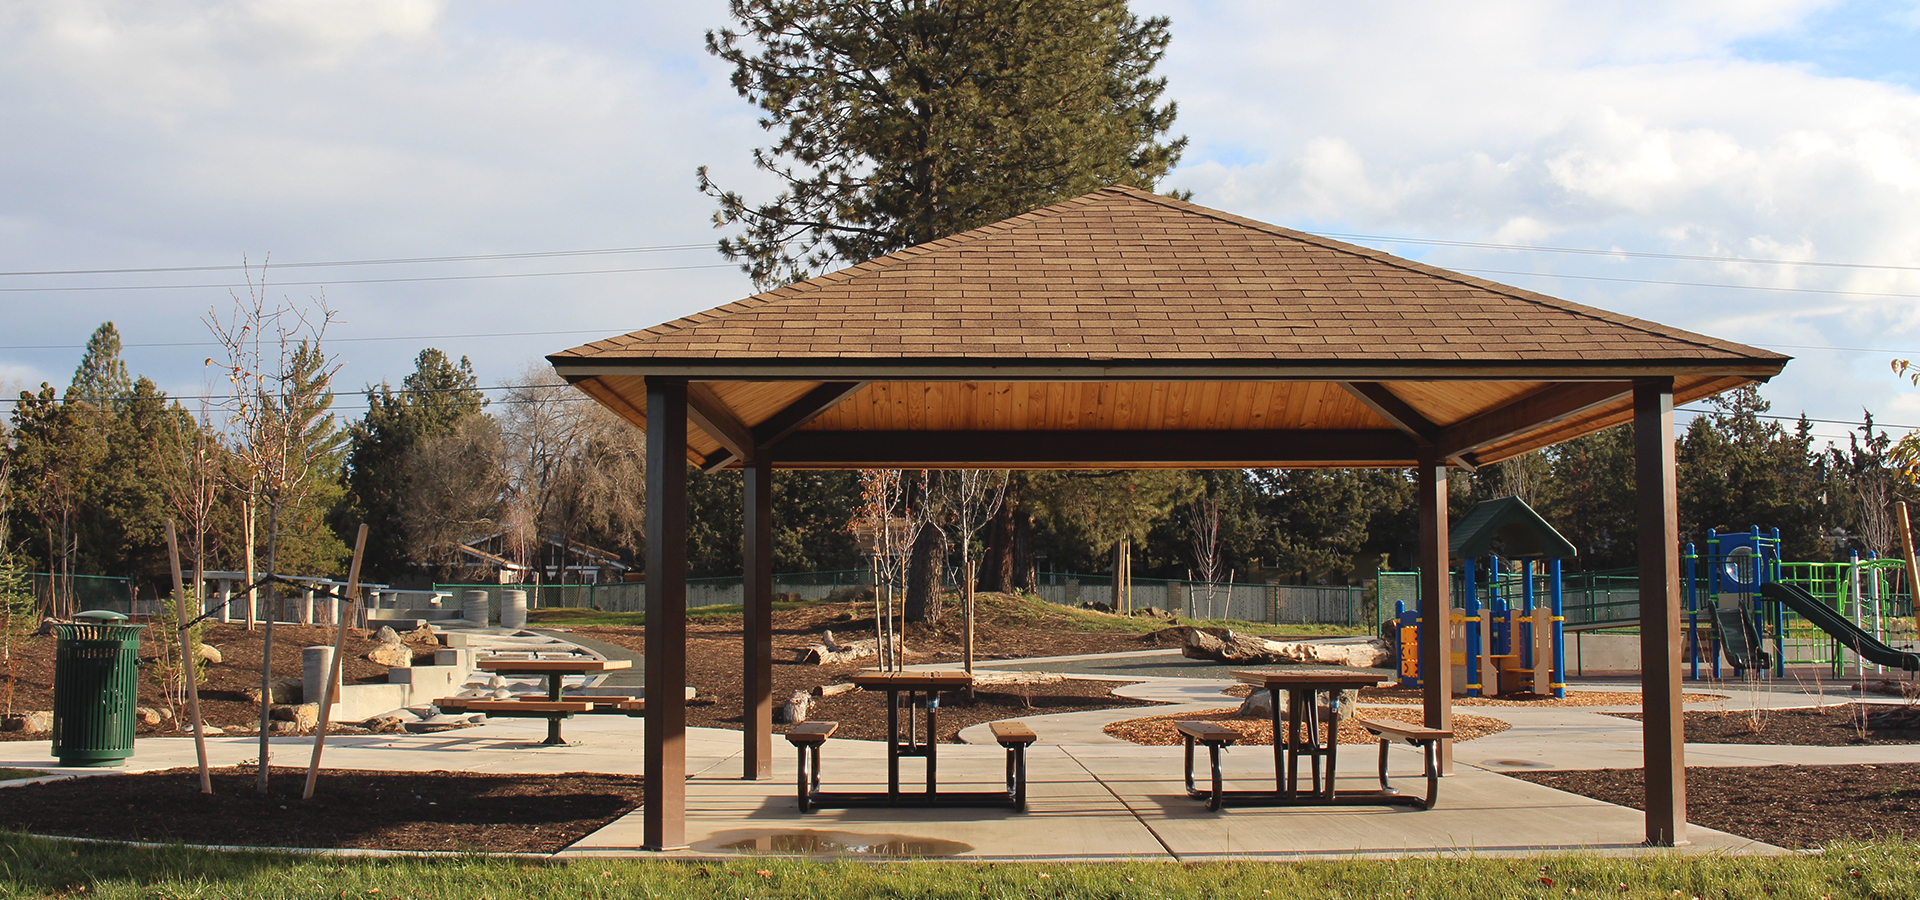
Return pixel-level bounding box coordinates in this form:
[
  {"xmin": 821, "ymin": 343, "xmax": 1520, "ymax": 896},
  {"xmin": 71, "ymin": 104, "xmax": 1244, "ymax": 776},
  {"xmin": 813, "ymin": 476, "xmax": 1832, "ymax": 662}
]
[{"xmin": 1759, "ymin": 582, "xmax": 1920, "ymax": 672}]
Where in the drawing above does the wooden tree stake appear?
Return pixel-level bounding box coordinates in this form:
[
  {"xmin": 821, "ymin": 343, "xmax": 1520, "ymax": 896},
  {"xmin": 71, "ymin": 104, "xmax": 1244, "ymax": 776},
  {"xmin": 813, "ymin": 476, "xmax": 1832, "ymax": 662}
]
[
  {"xmin": 1899, "ymin": 502, "xmax": 1920, "ymax": 639},
  {"xmin": 166, "ymin": 521, "xmax": 212, "ymax": 794},
  {"xmin": 303, "ymin": 523, "xmax": 367, "ymax": 800}
]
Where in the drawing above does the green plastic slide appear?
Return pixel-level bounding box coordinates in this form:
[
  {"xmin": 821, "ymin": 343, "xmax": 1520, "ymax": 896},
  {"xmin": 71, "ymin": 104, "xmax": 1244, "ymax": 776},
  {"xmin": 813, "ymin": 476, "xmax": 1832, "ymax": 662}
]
[{"xmin": 1759, "ymin": 582, "xmax": 1920, "ymax": 672}]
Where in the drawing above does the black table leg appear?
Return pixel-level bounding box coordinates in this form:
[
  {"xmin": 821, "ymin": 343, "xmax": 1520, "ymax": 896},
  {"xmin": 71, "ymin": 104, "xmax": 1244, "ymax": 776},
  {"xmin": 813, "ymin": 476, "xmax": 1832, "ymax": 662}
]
[
  {"xmin": 1267, "ymin": 685, "xmax": 1284, "ymax": 795},
  {"xmin": 886, "ymin": 688, "xmax": 901, "ymax": 802},
  {"xmin": 1320, "ymin": 689, "xmax": 1341, "ymax": 801},
  {"xmin": 1306, "ymin": 690, "xmax": 1323, "ymax": 795},
  {"xmin": 925, "ymin": 691, "xmax": 938, "ymax": 795},
  {"xmin": 543, "ymin": 675, "xmax": 565, "ymax": 745}
]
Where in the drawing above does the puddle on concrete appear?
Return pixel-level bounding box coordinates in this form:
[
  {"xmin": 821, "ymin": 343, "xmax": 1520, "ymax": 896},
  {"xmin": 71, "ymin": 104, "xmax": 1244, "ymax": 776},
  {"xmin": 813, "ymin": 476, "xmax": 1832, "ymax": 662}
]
[
  {"xmin": 1486, "ymin": 759, "xmax": 1553, "ymax": 768},
  {"xmin": 693, "ymin": 829, "xmax": 973, "ymax": 857}
]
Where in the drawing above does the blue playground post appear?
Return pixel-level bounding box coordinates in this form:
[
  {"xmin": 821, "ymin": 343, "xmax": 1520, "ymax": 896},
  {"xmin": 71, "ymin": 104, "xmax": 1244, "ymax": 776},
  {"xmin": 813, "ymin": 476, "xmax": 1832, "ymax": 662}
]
[
  {"xmin": 1463, "ymin": 559, "xmax": 1482, "ymax": 697},
  {"xmin": 1549, "ymin": 557, "xmax": 1565, "ymax": 698},
  {"xmin": 1520, "ymin": 558, "xmax": 1535, "ymax": 672}
]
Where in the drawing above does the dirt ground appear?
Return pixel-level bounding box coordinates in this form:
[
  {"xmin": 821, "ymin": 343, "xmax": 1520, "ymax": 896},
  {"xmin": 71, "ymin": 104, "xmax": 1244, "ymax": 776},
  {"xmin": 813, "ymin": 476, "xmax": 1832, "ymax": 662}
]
[
  {"xmin": 0, "ymin": 766, "xmax": 641, "ymax": 853},
  {"xmin": 1512, "ymin": 763, "xmax": 1920, "ymax": 849},
  {"xmin": 1607, "ymin": 703, "xmax": 1920, "ymax": 746},
  {"xmin": 563, "ymin": 595, "xmax": 1176, "ymax": 741},
  {"xmin": 1103, "ymin": 706, "xmax": 1511, "ymax": 745},
  {"xmin": 0, "ymin": 623, "xmax": 420, "ymax": 740}
]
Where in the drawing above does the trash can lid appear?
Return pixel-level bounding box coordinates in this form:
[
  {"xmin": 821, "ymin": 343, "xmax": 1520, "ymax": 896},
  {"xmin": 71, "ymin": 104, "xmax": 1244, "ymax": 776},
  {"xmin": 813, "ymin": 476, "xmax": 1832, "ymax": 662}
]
[{"xmin": 73, "ymin": 609, "xmax": 130, "ymax": 624}]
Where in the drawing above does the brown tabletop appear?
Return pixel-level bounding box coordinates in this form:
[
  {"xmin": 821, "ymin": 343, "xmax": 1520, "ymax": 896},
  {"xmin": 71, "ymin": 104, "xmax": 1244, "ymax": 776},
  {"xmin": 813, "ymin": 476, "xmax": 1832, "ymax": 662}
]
[
  {"xmin": 478, "ymin": 658, "xmax": 632, "ymax": 674},
  {"xmin": 1231, "ymin": 669, "xmax": 1384, "ymax": 689}
]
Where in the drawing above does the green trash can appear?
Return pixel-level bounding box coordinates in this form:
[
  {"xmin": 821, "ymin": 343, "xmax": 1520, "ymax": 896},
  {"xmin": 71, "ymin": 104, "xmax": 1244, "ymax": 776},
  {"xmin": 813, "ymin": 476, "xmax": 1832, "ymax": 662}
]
[{"xmin": 52, "ymin": 610, "xmax": 146, "ymax": 767}]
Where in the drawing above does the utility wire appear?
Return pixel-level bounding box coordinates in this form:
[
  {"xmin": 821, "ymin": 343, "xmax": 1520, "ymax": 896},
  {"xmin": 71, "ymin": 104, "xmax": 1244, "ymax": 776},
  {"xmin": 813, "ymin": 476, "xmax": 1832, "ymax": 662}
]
[
  {"xmin": 1455, "ymin": 267, "xmax": 1920, "ymax": 301},
  {"xmin": 0, "ymin": 243, "xmax": 714, "ymax": 277},
  {"xmin": 1326, "ymin": 232, "xmax": 1920, "ymax": 273},
  {"xmin": 0, "ymin": 261, "xmax": 738, "ymax": 293}
]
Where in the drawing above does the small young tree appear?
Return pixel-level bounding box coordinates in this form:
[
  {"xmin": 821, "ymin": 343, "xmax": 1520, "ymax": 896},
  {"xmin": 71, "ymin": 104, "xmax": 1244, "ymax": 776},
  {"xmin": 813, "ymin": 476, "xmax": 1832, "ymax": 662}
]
[
  {"xmin": 852, "ymin": 469, "xmax": 915, "ymax": 670},
  {"xmin": 0, "ymin": 553, "xmax": 36, "ymax": 715},
  {"xmin": 205, "ymin": 261, "xmax": 343, "ymax": 793},
  {"xmin": 943, "ymin": 470, "xmax": 1008, "ymax": 673},
  {"xmin": 1186, "ymin": 494, "xmax": 1224, "ymax": 619}
]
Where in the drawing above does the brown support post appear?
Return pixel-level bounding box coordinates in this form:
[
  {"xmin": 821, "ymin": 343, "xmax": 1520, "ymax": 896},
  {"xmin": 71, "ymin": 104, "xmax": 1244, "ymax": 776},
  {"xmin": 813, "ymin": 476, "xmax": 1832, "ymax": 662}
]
[
  {"xmin": 644, "ymin": 377, "xmax": 690, "ymax": 850},
  {"xmin": 742, "ymin": 451, "xmax": 774, "ymax": 780},
  {"xmin": 1415, "ymin": 444, "xmax": 1454, "ymax": 774},
  {"xmin": 1635, "ymin": 377, "xmax": 1686, "ymax": 846}
]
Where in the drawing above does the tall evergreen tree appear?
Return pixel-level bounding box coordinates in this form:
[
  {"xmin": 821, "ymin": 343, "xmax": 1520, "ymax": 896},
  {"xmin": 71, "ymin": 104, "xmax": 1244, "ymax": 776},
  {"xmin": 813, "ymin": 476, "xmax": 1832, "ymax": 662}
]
[
  {"xmin": 700, "ymin": 0, "xmax": 1187, "ymax": 287},
  {"xmin": 340, "ymin": 349, "xmax": 486, "ymax": 580}
]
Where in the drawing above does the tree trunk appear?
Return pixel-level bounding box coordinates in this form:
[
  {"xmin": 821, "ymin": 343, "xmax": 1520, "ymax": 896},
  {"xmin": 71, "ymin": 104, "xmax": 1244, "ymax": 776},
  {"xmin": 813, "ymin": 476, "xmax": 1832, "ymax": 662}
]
[
  {"xmin": 903, "ymin": 525, "xmax": 942, "ymax": 624},
  {"xmin": 256, "ymin": 502, "xmax": 278, "ymax": 794},
  {"xmin": 1013, "ymin": 508, "xmax": 1035, "ymax": 592},
  {"xmin": 983, "ymin": 499, "xmax": 1015, "ymax": 592}
]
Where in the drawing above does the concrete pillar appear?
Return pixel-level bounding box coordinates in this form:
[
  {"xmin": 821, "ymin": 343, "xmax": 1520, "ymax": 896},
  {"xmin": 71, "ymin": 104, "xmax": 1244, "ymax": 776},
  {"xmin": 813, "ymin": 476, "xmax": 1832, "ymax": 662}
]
[
  {"xmin": 303, "ymin": 645, "xmax": 339, "ymax": 707},
  {"xmin": 462, "ymin": 590, "xmax": 489, "ymax": 627},
  {"xmin": 500, "ymin": 590, "xmax": 528, "ymax": 629},
  {"xmin": 301, "ymin": 588, "xmax": 315, "ymax": 626}
]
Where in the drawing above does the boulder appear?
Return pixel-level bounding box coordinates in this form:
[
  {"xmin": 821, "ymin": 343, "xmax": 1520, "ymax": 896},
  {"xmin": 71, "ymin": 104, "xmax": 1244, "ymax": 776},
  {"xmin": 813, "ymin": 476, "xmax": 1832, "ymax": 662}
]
[
  {"xmin": 243, "ymin": 677, "xmax": 304, "ymax": 705},
  {"xmin": 134, "ymin": 707, "xmax": 165, "ymax": 727},
  {"xmin": 404, "ymin": 623, "xmax": 439, "ymax": 645},
  {"xmin": 365, "ymin": 642, "xmax": 412, "ymax": 668},
  {"xmin": 361, "ymin": 714, "xmax": 407, "ymax": 734},
  {"xmin": 197, "ymin": 723, "xmax": 225, "ymax": 736},
  {"xmin": 371, "ymin": 625, "xmax": 402, "ymax": 645},
  {"xmin": 195, "ymin": 643, "xmax": 223, "ymax": 664},
  {"xmin": 270, "ymin": 720, "xmax": 301, "ymax": 734},
  {"xmin": 825, "ymin": 585, "xmax": 876, "ymax": 605},
  {"xmin": 271, "ymin": 703, "xmax": 320, "ymax": 730},
  {"xmin": 2, "ymin": 712, "xmax": 52, "ymax": 735},
  {"xmin": 35, "ymin": 618, "xmax": 64, "ymax": 637}
]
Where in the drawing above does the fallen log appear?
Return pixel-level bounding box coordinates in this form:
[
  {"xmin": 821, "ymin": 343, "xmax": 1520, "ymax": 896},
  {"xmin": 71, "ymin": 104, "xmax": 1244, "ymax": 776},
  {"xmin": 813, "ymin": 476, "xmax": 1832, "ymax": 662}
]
[
  {"xmin": 791, "ymin": 630, "xmax": 912, "ymax": 665},
  {"xmin": 1160, "ymin": 625, "xmax": 1391, "ymax": 668}
]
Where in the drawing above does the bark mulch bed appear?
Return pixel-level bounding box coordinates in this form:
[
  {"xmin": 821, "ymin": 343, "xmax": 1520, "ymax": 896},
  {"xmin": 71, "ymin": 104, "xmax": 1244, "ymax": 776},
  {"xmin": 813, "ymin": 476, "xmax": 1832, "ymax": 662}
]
[
  {"xmin": 1230, "ymin": 684, "xmax": 1727, "ymax": 708},
  {"xmin": 1103, "ymin": 706, "xmax": 1511, "ymax": 746},
  {"xmin": 1, "ymin": 624, "xmax": 416, "ymax": 741},
  {"xmin": 1511, "ymin": 763, "xmax": 1920, "ymax": 849},
  {"xmin": 561, "ymin": 595, "xmax": 1203, "ymax": 742},
  {"xmin": 1607, "ymin": 703, "xmax": 1920, "ymax": 746},
  {"xmin": 0, "ymin": 766, "xmax": 643, "ymax": 853}
]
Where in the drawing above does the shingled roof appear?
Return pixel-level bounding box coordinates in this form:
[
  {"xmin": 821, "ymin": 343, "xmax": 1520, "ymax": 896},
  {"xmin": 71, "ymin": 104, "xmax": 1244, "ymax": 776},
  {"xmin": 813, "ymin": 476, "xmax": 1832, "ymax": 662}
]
[
  {"xmin": 549, "ymin": 186, "xmax": 1788, "ymax": 470},
  {"xmin": 553, "ymin": 185, "xmax": 1784, "ymax": 375}
]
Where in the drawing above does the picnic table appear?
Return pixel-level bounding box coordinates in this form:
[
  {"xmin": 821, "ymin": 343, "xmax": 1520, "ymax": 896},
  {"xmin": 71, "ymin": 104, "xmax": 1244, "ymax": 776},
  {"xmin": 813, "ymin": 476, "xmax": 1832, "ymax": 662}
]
[
  {"xmin": 1177, "ymin": 669, "xmax": 1443, "ymax": 809},
  {"xmin": 436, "ymin": 657, "xmax": 635, "ymax": 745}
]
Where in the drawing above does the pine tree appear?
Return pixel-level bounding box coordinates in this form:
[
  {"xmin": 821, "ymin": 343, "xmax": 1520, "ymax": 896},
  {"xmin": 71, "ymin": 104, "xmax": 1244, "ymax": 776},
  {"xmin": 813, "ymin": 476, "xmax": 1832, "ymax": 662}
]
[
  {"xmin": 700, "ymin": 0, "xmax": 1186, "ymax": 288},
  {"xmin": 339, "ymin": 349, "xmax": 486, "ymax": 580}
]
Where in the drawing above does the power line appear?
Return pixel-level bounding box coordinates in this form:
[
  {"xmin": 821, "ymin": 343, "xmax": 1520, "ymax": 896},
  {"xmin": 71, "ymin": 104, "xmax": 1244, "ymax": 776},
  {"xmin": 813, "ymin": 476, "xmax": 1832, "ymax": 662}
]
[
  {"xmin": 0, "ymin": 243, "xmax": 715, "ymax": 277},
  {"xmin": 0, "ymin": 261, "xmax": 739, "ymax": 293},
  {"xmin": 0, "ymin": 328, "xmax": 638, "ymax": 352},
  {"xmin": 1327, "ymin": 232, "xmax": 1920, "ymax": 273},
  {"xmin": 1456, "ymin": 267, "xmax": 1920, "ymax": 301}
]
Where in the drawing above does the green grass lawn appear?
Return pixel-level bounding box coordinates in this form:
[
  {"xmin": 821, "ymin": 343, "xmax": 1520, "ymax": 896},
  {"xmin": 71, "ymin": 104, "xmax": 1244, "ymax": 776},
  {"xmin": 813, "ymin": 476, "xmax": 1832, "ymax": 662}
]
[{"xmin": 1, "ymin": 833, "xmax": 1912, "ymax": 899}]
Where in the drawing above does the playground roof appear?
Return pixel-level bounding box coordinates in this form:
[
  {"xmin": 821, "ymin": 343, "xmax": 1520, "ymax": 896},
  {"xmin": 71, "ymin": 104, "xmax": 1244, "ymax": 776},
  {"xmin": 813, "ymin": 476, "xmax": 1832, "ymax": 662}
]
[
  {"xmin": 1449, "ymin": 496, "xmax": 1579, "ymax": 560},
  {"xmin": 550, "ymin": 186, "xmax": 1787, "ymax": 469}
]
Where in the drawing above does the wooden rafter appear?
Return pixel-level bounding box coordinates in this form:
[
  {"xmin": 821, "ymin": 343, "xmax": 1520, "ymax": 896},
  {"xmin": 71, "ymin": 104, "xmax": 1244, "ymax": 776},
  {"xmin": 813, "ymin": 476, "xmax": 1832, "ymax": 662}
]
[{"xmin": 701, "ymin": 381, "xmax": 867, "ymax": 471}]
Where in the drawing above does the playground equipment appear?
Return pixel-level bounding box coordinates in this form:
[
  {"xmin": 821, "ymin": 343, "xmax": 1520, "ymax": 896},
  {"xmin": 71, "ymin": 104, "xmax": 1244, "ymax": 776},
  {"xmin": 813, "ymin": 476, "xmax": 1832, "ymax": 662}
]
[
  {"xmin": 1687, "ymin": 526, "xmax": 1920, "ymax": 679},
  {"xmin": 1393, "ymin": 497, "xmax": 1572, "ymax": 698}
]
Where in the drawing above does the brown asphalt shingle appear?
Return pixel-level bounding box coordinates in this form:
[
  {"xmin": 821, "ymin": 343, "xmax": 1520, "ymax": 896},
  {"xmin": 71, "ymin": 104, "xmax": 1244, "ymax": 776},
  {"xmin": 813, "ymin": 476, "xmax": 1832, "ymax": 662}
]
[{"xmin": 551, "ymin": 186, "xmax": 1785, "ymax": 366}]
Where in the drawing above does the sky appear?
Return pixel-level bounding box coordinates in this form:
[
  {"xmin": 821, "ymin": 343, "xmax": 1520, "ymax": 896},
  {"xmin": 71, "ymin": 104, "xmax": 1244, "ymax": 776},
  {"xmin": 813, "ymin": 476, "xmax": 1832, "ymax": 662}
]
[{"xmin": 4, "ymin": 0, "xmax": 1920, "ymax": 449}]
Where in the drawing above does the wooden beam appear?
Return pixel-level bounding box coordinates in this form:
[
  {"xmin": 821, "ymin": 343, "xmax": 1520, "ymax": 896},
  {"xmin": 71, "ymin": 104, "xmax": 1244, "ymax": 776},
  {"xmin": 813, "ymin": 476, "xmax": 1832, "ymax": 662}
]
[
  {"xmin": 1436, "ymin": 382, "xmax": 1628, "ymax": 459},
  {"xmin": 1339, "ymin": 382, "xmax": 1437, "ymax": 444},
  {"xmin": 643, "ymin": 378, "xmax": 689, "ymax": 851},
  {"xmin": 1635, "ymin": 377, "xmax": 1686, "ymax": 846},
  {"xmin": 1416, "ymin": 445, "xmax": 1453, "ymax": 775},
  {"xmin": 701, "ymin": 382, "xmax": 866, "ymax": 472},
  {"xmin": 770, "ymin": 429, "xmax": 1419, "ymax": 468},
  {"xmin": 742, "ymin": 452, "xmax": 774, "ymax": 781},
  {"xmin": 686, "ymin": 382, "xmax": 755, "ymax": 465}
]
